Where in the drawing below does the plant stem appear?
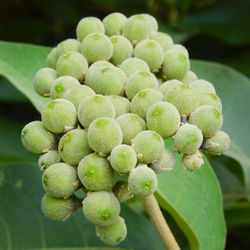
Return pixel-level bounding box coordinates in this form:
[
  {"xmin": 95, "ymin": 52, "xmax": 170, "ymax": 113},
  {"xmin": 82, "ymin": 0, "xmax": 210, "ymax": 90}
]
[{"xmin": 142, "ymin": 194, "xmax": 180, "ymax": 250}]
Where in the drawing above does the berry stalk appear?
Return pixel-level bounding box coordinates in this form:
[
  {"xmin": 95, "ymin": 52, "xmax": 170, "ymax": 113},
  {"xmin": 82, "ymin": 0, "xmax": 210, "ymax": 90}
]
[{"xmin": 142, "ymin": 194, "xmax": 180, "ymax": 250}]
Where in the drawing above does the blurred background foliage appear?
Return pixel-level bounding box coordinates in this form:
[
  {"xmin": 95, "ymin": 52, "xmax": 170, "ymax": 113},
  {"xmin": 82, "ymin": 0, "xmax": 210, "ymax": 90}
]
[{"xmin": 0, "ymin": 0, "xmax": 249, "ymax": 249}]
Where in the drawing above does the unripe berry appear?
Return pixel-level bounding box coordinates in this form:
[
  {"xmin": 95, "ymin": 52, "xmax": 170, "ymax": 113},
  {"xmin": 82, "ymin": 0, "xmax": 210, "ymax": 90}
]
[
  {"xmin": 150, "ymin": 32, "xmax": 174, "ymax": 52},
  {"xmin": 123, "ymin": 14, "xmax": 155, "ymax": 44},
  {"xmin": 182, "ymin": 151, "xmax": 204, "ymax": 172},
  {"xmin": 78, "ymin": 153, "xmax": 114, "ymax": 191},
  {"xmin": 81, "ymin": 33, "xmax": 113, "ymax": 63},
  {"xmin": 78, "ymin": 95, "xmax": 115, "ymax": 128},
  {"xmin": 128, "ymin": 164, "xmax": 158, "ymax": 197},
  {"xmin": 181, "ymin": 71, "xmax": 198, "ymax": 84},
  {"xmin": 190, "ymin": 79, "xmax": 216, "ymax": 94},
  {"xmin": 50, "ymin": 76, "xmax": 80, "ymax": 99},
  {"xmin": 33, "ymin": 68, "xmax": 57, "ymax": 97},
  {"xmin": 85, "ymin": 65, "xmax": 126, "ymax": 96},
  {"xmin": 142, "ymin": 14, "xmax": 158, "ymax": 32},
  {"xmin": 116, "ymin": 113, "xmax": 146, "ymax": 145},
  {"xmin": 87, "ymin": 60, "xmax": 115, "ymax": 74},
  {"xmin": 134, "ymin": 39, "xmax": 164, "ymax": 72},
  {"xmin": 96, "ymin": 216, "xmax": 127, "ymax": 246},
  {"xmin": 88, "ymin": 117, "xmax": 123, "ymax": 155},
  {"xmin": 119, "ymin": 57, "xmax": 150, "ymax": 77},
  {"xmin": 57, "ymin": 39, "xmax": 81, "ymax": 58},
  {"xmin": 150, "ymin": 148, "xmax": 176, "ymax": 173},
  {"xmin": 110, "ymin": 35, "xmax": 133, "ymax": 65},
  {"xmin": 112, "ymin": 181, "xmax": 134, "ymax": 202},
  {"xmin": 42, "ymin": 163, "xmax": 79, "ymax": 198},
  {"xmin": 146, "ymin": 102, "xmax": 180, "ymax": 138},
  {"xmin": 108, "ymin": 95, "xmax": 130, "ymax": 118},
  {"xmin": 164, "ymin": 84, "xmax": 199, "ymax": 116},
  {"xmin": 132, "ymin": 130, "xmax": 164, "ymax": 163},
  {"xmin": 21, "ymin": 121, "xmax": 55, "ymax": 154},
  {"xmin": 199, "ymin": 91, "xmax": 222, "ymax": 111},
  {"xmin": 41, "ymin": 193, "xmax": 81, "ymax": 221},
  {"xmin": 162, "ymin": 49, "xmax": 190, "ymax": 80},
  {"xmin": 174, "ymin": 124, "xmax": 203, "ymax": 154},
  {"xmin": 58, "ymin": 129, "xmax": 92, "ymax": 166},
  {"xmin": 202, "ymin": 130, "xmax": 230, "ymax": 155},
  {"xmin": 42, "ymin": 99, "xmax": 77, "ymax": 133},
  {"xmin": 130, "ymin": 88, "xmax": 163, "ymax": 119},
  {"xmin": 76, "ymin": 17, "xmax": 104, "ymax": 41},
  {"xmin": 47, "ymin": 47, "xmax": 58, "ymax": 69},
  {"xmin": 110, "ymin": 144, "xmax": 137, "ymax": 173},
  {"xmin": 103, "ymin": 13, "xmax": 127, "ymax": 36},
  {"xmin": 158, "ymin": 79, "xmax": 183, "ymax": 96},
  {"xmin": 172, "ymin": 44, "xmax": 189, "ymax": 57},
  {"xmin": 125, "ymin": 71, "xmax": 158, "ymax": 100},
  {"xmin": 189, "ymin": 105, "xmax": 223, "ymax": 137},
  {"xmin": 38, "ymin": 150, "xmax": 60, "ymax": 171},
  {"xmin": 82, "ymin": 191, "xmax": 120, "ymax": 226},
  {"xmin": 63, "ymin": 85, "xmax": 95, "ymax": 109}
]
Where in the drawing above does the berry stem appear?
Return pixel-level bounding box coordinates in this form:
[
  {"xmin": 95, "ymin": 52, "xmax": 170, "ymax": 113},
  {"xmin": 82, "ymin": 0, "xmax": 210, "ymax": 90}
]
[{"xmin": 142, "ymin": 194, "xmax": 180, "ymax": 250}]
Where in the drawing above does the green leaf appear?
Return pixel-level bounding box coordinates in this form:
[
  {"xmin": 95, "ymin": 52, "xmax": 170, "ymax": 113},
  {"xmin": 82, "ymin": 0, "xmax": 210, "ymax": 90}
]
[
  {"xmin": 0, "ymin": 41, "xmax": 50, "ymax": 112},
  {"xmin": 191, "ymin": 60, "xmax": 250, "ymax": 199},
  {"xmin": 156, "ymin": 139, "xmax": 226, "ymax": 250}
]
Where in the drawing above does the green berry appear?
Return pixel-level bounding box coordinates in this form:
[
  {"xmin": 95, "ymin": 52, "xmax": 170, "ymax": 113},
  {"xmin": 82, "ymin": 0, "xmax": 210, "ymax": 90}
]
[
  {"xmin": 88, "ymin": 60, "xmax": 115, "ymax": 73},
  {"xmin": 41, "ymin": 193, "xmax": 81, "ymax": 221},
  {"xmin": 88, "ymin": 117, "xmax": 123, "ymax": 155},
  {"xmin": 159, "ymin": 79, "xmax": 183, "ymax": 96},
  {"xmin": 174, "ymin": 124, "xmax": 203, "ymax": 154},
  {"xmin": 110, "ymin": 35, "xmax": 133, "ymax": 65},
  {"xmin": 150, "ymin": 148, "xmax": 176, "ymax": 173},
  {"xmin": 146, "ymin": 102, "xmax": 180, "ymax": 138},
  {"xmin": 42, "ymin": 163, "xmax": 79, "ymax": 198},
  {"xmin": 57, "ymin": 39, "xmax": 81, "ymax": 58},
  {"xmin": 164, "ymin": 84, "xmax": 199, "ymax": 116},
  {"xmin": 182, "ymin": 151, "xmax": 204, "ymax": 172},
  {"xmin": 132, "ymin": 130, "xmax": 164, "ymax": 163},
  {"xmin": 108, "ymin": 95, "xmax": 130, "ymax": 118},
  {"xmin": 50, "ymin": 76, "xmax": 80, "ymax": 99},
  {"xmin": 63, "ymin": 85, "xmax": 95, "ymax": 109},
  {"xmin": 103, "ymin": 12, "xmax": 127, "ymax": 36},
  {"xmin": 199, "ymin": 91, "xmax": 222, "ymax": 111},
  {"xmin": 189, "ymin": 105, "xmax": 223, "ymax": 137},
  {"xmin": 130, "ymin": 88, "xmax": 163, "ymax": 119},
  {"xmin": 78, "ymin": 95, "xmax": 115, "ymax": 128},
  {"xmin": 110, "ymin": 145, "xmax": 137, "ymax": 173},
  {"xmin": 125, "ymin": 71, "xmax": 158, "ymax": 100},
  {"xmin": 38, "ymin": 150, "xmax": 60, "ymax": 171},
  {"xmin": 150, "ymin": 31, "xmax": 174, "ymax": 52},
  {"xmin": 47, "ymin": 47, "xmax": 58, "ymax": 69},
  {"xmin": 173, "ymin": 44, "xmax": 189, "ymax": 57},
  {"xmin": 56, "ymin": 51, "xmax": 88, "ymax": 81},
  {"xmin": 58, "ymin": 129, "xmax": 92, "ymax": 166},
  {"xmin": 190, "ymin": 79, "xmax": 216, "ymax": 94},
  {"xmin": 181, "ymin": 71, "xmax": 197, "ymax": 84},
  {"xmin": 78, "ymin": 153, "xmax": 114, "ymax": 191},
  {"xmin": 82, "ymin": 191, "xmax": 120, "ymax": 226},
  {"xmin": 96, "ymin": 216, "xmax": 127, "ymax": 246},
  {"xmin": 33, "ymin": 67, "xmax": 57, "ymax": 97},
  {"xmin": 116, "ymin": 113, "xmax": 146, "ymax": 145},
  {"xmin": 81, "ymin": 33, "xmax": 113, "ymax": 63},
  {"xmin": 123, "ymin": 14, "xmax": 155, "ymax": 44},
  {"xmin": 85, "ymin": 65, "xmax": 126, "ymax": 96},
  {"xmin": 119, "ymin": 57, "xmax": 150, "ymax": 77},
  {"xmin": 112, "ymin": 181, "xmax": 134, "ymax": 202},
  {"xmin": 128, "ymin": 164, "xmax": 158, "ymax": 197},
  {"xmin": 202, "ymin": 130, "xmax": 230, "ymax": 155},
  {"xmin": 42, "ymin": 99, "xmax": 77, "ymax": 133},
  {"xmin": 134, "ymin": 39, "xmax": 163, "ymax": 72},
  {"xmin": 21, "ymin": 121, "xmax": 55, "ymax": 154},
  {"xmin": 162, "ymin": 49, "xmax": 190, "ymax": 80},
  {"xmin": 142, "ymin": 14, "xmax": 158, "ymax": 32},
  {"xmin": 76, "ymin": 17, "xmax": 104, "ymax": 41}
]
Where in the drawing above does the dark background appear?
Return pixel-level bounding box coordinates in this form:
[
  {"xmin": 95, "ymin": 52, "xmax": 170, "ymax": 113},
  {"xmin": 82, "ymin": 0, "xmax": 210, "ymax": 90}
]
[{"xmin": 1, "ymin": 0, "xmax": 249, "ymax": 249}]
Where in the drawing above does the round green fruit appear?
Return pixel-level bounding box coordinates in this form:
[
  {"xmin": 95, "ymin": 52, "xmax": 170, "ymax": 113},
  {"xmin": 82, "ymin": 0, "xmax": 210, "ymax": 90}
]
[
  {"xmin": 112, "ymin": 180, "xmax": 134, "ymax": 202},
  {"xmin": 108, "ymin": 95, "xmax": 130, "ymax": 118},
  {"xmin": 182, "ymin": 151, "xmax": 204, "ymax": 172},
  {"xmin": 199, "ymin": 91, "xmax": 222, "ymax": 111},
  {"xmin": 57, "ymin": 39, "xmax": 81, "ymax": 58},
  {"xmin": 47, "ymin": 47, "xmax": 58, "ymax": 69},
  {"xmin": 39, "ymin": 150, "xmax": 60, "ymax": 171},
  {"xmin": 181, "ymin": 71, "xmax": 197, "ymax": 84},
  {"xmin": 190, "ymin": 79, "xmax": 216, "ymax": 94},
  {"xmin": 150, "ymin": 31, "xmax": 173, "ymax": 52}
]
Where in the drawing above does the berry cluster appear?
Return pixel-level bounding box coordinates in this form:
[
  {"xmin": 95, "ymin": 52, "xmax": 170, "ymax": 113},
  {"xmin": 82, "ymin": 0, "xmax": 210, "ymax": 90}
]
[{"xmin": 21, "ymin": 13, "xmax": 230, "ymax": 246}]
